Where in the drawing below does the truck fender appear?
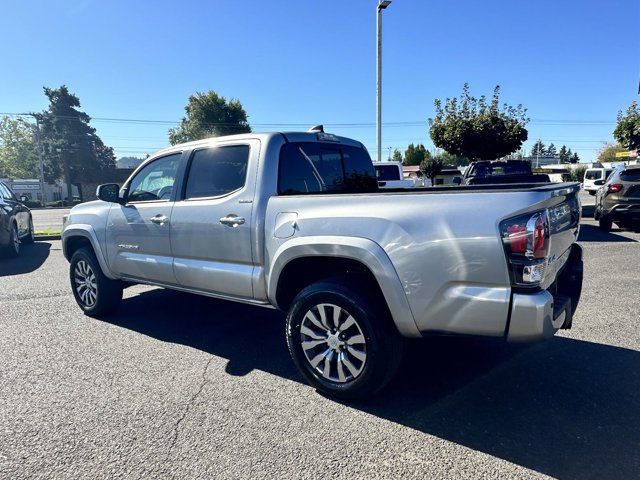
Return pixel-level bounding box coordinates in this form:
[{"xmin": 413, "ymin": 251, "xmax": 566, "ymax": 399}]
[
  {"xmin": 62, "ymin": 225, "xmax": 117, "ymax": 280},
  {"xmin": 267, "ymin": 235, "xmax": 421, "ymax": 338}
]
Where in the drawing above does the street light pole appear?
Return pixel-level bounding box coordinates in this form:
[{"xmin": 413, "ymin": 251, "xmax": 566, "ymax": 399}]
[{"xmin": 376, "ymin": 0, "xmax": 392, "ymax": 163}]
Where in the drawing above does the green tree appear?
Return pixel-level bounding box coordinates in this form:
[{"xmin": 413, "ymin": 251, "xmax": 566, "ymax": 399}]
[
  {"xmin": 531, "ymin": 139, "xmax": 546, "ymax": 157},
  {"xmin": 613, "ymin": 101, "xmax": 640, "ymax": 150},
  {"xmin": 391, "ymin": 148, "xmax": 403, "ymax": 163},
  {"xmin": 429, "ymin": 84, "xmax": 528, "ymax": 160},
  {"xmin": 434, "ymin": 150, "xmax": 470, "ymax": 167},
  {"xmin": 569, "ymin": 165, "xmax": 587, "ymax": 182},
  {"xmin": 420, "ymin": 156, "xmax": 443, "ymax": 186},
  {"xmin": 169, "ymin": 91, "xmax": 251, "ymax": 145},
  {"xmin": 558, "ymin": 145, "xmax": 569, "ymax": 163},
  {"xmin": 597, "ymin": 143, "xmax": 626, "ymax": 163},
  {"xmin": 570, "ymin": 152, "xmax": 580, "ymax": 164},
  {"xmin": 547, "ymin": 143, "xmax": 557, "ymax": 156},
  {"xmin": 403, "ymin": 143, "xmax": 429, "ymax": 166},
  {"xmin": 36, "ymin": 85, "xmax": 116, "ymax": 201},
  {"xmin": 0, "ymin": 116, "xmax": 38, "ymax": 178}
]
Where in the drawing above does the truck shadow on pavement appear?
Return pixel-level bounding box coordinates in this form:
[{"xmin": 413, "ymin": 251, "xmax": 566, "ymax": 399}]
[
  {"xmin": 106, "ymin": 288, "xmax": 640, "ymax": 480},
  {"xmin": 578, "ymin": 224, "xmax": 637, "ymax": 242},
  {"xmin": 0, "ymin": 242, "xmax": 51, "ymax": 276}
]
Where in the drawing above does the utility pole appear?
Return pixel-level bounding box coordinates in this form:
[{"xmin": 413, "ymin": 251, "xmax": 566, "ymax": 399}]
[
  {"xmin": 376, "ymin": 0, "xmax": 392, "ymax": 163},
  {"xmin": 31, "ymin": 114, "xmax": 46, "ymax": 205}
]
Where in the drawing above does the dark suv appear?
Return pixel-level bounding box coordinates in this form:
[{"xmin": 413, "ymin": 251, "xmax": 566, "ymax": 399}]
[{"xmin": 594, "ymin": 164, "xmax": 640, "ymax": 231}]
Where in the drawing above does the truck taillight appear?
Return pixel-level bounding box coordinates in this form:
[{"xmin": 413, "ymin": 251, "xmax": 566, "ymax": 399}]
[
  {"xmin": 607, "ymin": 183, "xmax": 623, "ymax": 194},
  {"xmin": 501, "ymin": 211, "xmax": 550, "ymax": 259},
  {"xmin": 500, "ymin": 211, "xmax": 550, "ymax": 287}
]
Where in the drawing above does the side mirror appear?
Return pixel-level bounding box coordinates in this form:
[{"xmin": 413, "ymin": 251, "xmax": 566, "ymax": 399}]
[
  {"xmin": 594, "ymin": 180, "xmax": 605, "ymax": 186},
  {"xmin": 96, "ymin": 183, "xmax": 121, "ymax": 203}
]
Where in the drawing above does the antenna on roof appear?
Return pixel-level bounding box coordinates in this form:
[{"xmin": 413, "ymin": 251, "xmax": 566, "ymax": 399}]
[{"xmin": 308, "ymin": 124, "xmax": 324, "ymax": 133}]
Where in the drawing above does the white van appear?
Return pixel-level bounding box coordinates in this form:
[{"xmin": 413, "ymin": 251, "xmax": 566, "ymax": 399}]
[{"xmin": 583, "ymin": 167, "xmax": 613, "ymax": 195}]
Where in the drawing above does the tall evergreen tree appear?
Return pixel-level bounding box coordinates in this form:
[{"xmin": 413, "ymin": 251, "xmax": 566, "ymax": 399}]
[
  {"xmin": 391, "ymin": 148, "xmax": 403, "ymax": 163},
  {"xmin": 403, "ymin": 143, "xmax": 429, "ymax": 166},
  {"xmin": 546, "ymin": 143, "xmax": 557, "ymax": 156},
  {"xmin": 530, "ymin": 139, "xmax": 546, "ymax": 157},
  {"xmin": 36, "ymin": 85, "xmax": 115, "ymax": 201},
  {"xmin": 570, "ymin": 152, "xmax": 580, "ymax": 164},
  {"xmin": 558, "ymin": 145, "xmax": 569, "ymax": 163}
]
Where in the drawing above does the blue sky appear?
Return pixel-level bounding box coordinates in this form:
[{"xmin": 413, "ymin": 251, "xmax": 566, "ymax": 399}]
[{"xmin": 1, "ymin": 0, "xmax": 638, "ymax": 162}]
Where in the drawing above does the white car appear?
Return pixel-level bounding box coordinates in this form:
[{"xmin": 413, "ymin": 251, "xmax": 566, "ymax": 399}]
[
  {"xmin": 583, "ymin": 167, "xmax": 613, "ymax": 195},
  {"xmin": 374, "ymin": 161, "xmax": 414, "ymax": 189}
]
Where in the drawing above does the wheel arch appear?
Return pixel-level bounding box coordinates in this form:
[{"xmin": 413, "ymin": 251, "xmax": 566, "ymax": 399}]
[
  {"xmin": 62, "ymin": 225, "xmax": 116, "ymax": 279},
  {"xmin": 268, "ymin": 236, "xmax": 420, "ymax": 338}
]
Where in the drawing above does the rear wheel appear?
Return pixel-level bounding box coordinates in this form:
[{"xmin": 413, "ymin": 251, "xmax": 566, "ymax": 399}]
[
  {"xmin": 69, "ymin": 247, "xmax": 123, "ymax": 317},
  {"xmin": 598, "ymin": 215, "xmax": 613, "ymax": 232},
  {"xmin": 286, "ymin": 279, "xmax": 403, "ymax": 400}
]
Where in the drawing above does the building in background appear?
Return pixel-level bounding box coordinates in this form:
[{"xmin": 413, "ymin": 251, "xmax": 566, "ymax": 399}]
[{"xmin": 0, "ymin": 178, "xmax": 79, "ymax": 203}]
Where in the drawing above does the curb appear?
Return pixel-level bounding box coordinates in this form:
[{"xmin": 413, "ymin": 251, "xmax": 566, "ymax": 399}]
[{"xmin": 35, "ymin": 235, "xmax": 62, "ymax": 241}]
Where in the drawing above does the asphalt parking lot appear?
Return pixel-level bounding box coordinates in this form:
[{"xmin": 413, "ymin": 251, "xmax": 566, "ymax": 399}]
[{"xmin": 1, "ymin": 219, "xmax": 639, "ymax": 479}]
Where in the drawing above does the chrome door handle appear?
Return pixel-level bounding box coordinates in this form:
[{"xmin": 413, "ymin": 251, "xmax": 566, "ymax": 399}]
[
  {"xmin": 150, "ymin": 214, "xmax": 169, "ymax": 225},
  {"xmin": 219, "ymin": 214, "xmax": 245, "ymax": 227}
]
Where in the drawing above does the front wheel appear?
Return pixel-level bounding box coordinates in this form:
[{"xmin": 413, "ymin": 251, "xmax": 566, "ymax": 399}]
[
  {"xmin": 4, "ymin": 222, "xmax": 20, "ymax": 258},
  {"xmin": 70, "ymin": 247, "xmax": 123, "ymax": 317},
  {"xmin": 286, "ymin": 279, "xmax": 403, "ymax": 400},
  {"xmin": 22, "ymin": 217, "xmax": 34, "ymax": 244}
]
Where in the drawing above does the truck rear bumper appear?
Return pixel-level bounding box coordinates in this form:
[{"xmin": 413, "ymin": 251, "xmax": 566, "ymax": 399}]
[{"xmin": 507, "ymin": 244, "xmax": 583, "ymax": 342}]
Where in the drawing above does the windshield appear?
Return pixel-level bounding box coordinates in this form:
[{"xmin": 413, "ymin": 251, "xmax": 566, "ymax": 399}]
[{"xmin": 375, "ymin": 165, "xmax": 401, "ymax": 181}]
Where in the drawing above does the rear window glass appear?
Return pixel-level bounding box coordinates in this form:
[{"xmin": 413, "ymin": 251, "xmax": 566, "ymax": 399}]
[
  {"xmin": 278, "ymin": 142, "xmax": 377, "ymax": 194},
  {"xmin": 468, "ymin": 162, "xmax": 530, "ymax": 177},
  {"xmin": 585, "ymin": 170, "xmax": 602, "ymax": 180},
  {"xmin": 620, "ymin": 169, "xmax": 640, "ymax": 182},
  {"xmin": 375, "ymin": 165, "xmax": 401, "ymax": 181}
]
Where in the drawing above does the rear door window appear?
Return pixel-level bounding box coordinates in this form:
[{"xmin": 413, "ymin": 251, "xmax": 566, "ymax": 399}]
[
  {"xmin": 584, "ymin": 170, "xmax": 601, "ymax": 180},
  {"xmin": 184, "ymin": 145, "xmax": 250, "ymax": 199}
]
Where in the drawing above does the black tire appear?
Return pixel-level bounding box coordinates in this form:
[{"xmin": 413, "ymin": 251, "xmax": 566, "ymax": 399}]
[
  {"xmin": 3, "ymin": 222, "xmax": 20, "ymax": 258},
  {"xmin": 69, "ymin": 246, "xmax": 123, "ymax": 317},
  {"xmin": 286, "ymin": 278, "xmax": 403, "ymax": 400},
  {"xmin": 22, "ymin": 217, "xmax": 34, "ymax": 244},
  {"xmin": 588, "ymin": 191, "xmax": 596, "ymax": 196},
  {"xmin": 598, "ymin": 215, "xmax": 613, "ymax": 232}
]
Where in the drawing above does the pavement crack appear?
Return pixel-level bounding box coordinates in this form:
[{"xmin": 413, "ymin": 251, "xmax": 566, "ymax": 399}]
[{"xmin": 166, "ymin": 355, "xmax": 214, "ymax": 460}]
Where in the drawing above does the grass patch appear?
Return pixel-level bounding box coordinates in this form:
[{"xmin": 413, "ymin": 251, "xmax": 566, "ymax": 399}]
[{"xmin": 35, "ymin": 229, "xmax": 62, "ymax": 236}]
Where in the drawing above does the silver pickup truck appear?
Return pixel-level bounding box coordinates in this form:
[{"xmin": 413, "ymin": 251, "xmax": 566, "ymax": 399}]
[{"xmin": 62, "ymin": 130, "xmax": 583, "ymax": 399}]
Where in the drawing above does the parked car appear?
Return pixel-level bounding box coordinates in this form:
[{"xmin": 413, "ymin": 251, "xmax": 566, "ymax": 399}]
[
  {"xmin": 594, "ymin": 164, "xmax": 640, "ymax": 231},
  {"xmin": 461, "ymin": 160, "xmax": 550, "ymax": 185},
  {"xmin": 61, "ymin": 129, "xmax": 583, "ymax": 399},
  {"xmin": 402, "ymin": 165, "xmax": 430, "ymax": 187},
  {"xmin": 0, "ymin": 181, "xmax": 34, "ymax": 257},
  {"xmin": 583, "ymin": 167, "xmax": 614, "ymax": 195},
  {"xmin": 373, "ymin": 161, "xmax": 414, "ymax": 188}
]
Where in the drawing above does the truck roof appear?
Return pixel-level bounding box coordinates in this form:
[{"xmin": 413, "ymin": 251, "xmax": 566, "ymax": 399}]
[{"xmin": 151, "ymin": 131, "xmax": 365, "ymax": 158}]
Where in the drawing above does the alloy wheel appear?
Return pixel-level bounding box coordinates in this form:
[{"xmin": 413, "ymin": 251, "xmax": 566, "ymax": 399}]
[
  {"xmin": 300, "ymin": 303, "xmax": 367, "ymax": 383},
  {"xmin": 74, "ymin": 260, "xmax": 97, "ymax": 307}
]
